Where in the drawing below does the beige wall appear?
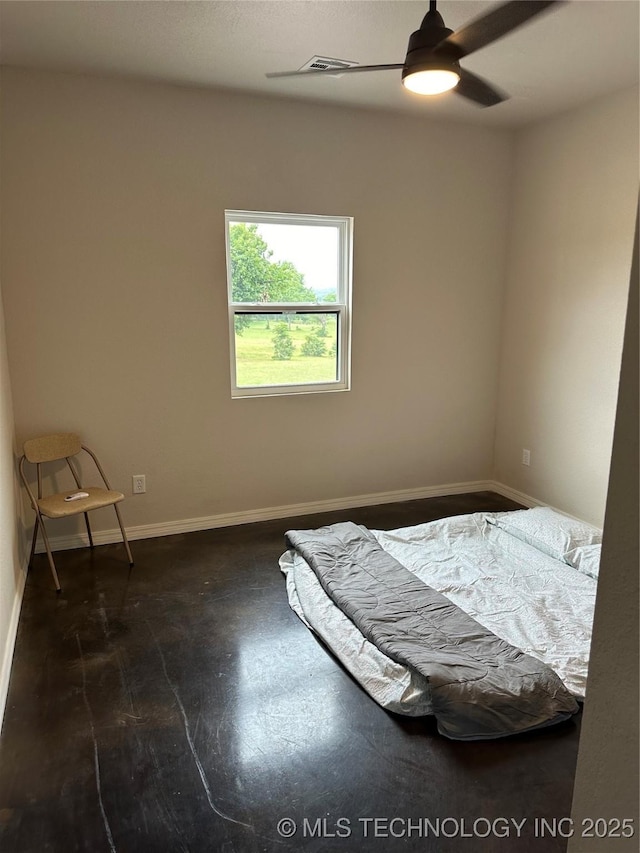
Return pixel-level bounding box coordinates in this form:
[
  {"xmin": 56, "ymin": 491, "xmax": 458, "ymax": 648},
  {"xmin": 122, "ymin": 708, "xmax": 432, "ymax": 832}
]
[
  {"xmin": 0, "ymin": 277, "xmax": 27, "ymax": 722},
  {"xmin": 0, "ymin": 68, "xmax": 512, "ymax": 536},
  {"xmin": 0, "ymin": 70, "xmax": 636, "ymax": 545},
  {"xmin": 568, "ymin": 212, "xmax": 638, "ymax": 851},
  {"xmin": 493, "ymin": 88, "xmax": 639, "ymax": 526}
]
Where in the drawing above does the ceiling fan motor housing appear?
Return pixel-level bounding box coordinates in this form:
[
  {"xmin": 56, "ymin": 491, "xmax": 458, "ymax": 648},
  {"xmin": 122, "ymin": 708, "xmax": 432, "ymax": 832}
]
[{"xmin": 402, "ymin": 10, "xmax": 460, "ymax": 81}]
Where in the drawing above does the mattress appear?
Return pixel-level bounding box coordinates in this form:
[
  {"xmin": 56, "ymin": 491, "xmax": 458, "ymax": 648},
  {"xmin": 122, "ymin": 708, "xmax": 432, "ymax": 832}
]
[{"xmin": 280, "ymin": 509, "xmax": 598, "ymax": 717}]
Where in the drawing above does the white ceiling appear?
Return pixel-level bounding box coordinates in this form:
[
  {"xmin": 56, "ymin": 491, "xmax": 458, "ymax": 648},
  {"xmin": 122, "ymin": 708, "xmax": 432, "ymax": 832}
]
[{"xmin": 0, "ymin": 0, "xmax": 638, "ymax": 127}]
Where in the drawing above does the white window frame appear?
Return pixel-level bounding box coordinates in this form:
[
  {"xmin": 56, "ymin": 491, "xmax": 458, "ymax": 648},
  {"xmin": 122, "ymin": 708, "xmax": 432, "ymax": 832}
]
[{"xmin": 225, "ymin": 210, "xmax": 353, "ymax": 398}]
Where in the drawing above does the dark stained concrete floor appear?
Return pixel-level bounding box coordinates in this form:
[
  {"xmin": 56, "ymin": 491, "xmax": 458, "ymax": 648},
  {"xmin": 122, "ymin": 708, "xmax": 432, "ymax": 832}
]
[{"xmin": 0, "ymin": 492, "xmax": 581, "ymax": 852}]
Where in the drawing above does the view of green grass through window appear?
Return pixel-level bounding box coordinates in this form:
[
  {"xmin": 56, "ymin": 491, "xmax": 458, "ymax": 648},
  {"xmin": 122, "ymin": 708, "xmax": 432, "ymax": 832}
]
[
  {"xmin": 229, "ymin": 219, "xmax": 342, "ymax": 389},
  {"xmin": 234, "ymin": 313, "xmax": 339, "ymax": 387}
]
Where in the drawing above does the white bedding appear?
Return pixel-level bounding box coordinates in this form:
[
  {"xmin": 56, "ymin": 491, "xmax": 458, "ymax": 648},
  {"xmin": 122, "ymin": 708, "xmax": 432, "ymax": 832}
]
[{"xmin": 280, "ymin": 511, "xmax": 598, "ymax": 715}]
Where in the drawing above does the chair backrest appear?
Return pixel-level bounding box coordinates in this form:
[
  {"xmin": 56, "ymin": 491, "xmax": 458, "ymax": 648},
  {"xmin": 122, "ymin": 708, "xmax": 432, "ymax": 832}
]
[{"xmin": 23, "ymin": 433, "xmax": 82, "ymax": 464}]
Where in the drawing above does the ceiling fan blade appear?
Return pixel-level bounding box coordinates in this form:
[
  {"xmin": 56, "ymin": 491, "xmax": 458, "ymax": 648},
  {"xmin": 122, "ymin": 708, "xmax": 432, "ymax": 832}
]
[
  {"xmin": 435, "ymin": 0, "xmax": 564, "ymax": 61},
  {"xmin": 266, "ymin": 64, "xmax": 403, "ymax": 79},
  {"xmin": 455, "ymin": 67, "xmax": 507, "ymax": 107}
]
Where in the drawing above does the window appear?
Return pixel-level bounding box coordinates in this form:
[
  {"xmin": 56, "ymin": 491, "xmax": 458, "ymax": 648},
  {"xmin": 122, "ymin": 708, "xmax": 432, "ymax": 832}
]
[{"xmin": 225, "ymin": 210, "xmax": 353, "ymax": 398}]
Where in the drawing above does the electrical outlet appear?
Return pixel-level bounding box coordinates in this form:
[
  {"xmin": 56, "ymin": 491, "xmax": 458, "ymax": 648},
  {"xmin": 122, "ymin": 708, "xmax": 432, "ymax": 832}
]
[
  {"xmin": 522, "ymin": 449, "xmax": 531, "ymax": 466},
  {"xmin": 132, "ymin": 475, "xmax": 146, "ymax": 494}
]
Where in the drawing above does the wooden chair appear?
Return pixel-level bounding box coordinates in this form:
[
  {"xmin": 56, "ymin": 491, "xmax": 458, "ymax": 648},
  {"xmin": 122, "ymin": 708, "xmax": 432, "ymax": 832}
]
[{"xmin": 19, "ymin": 433, "xmax": 133, "ymax": 591}]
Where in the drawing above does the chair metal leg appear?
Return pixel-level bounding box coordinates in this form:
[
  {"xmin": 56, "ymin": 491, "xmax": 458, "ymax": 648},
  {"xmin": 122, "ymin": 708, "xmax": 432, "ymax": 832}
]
[
  {"xmin": 83, "ymin": 512, "xmax": 95, "ymax": 549},
  {"xmin": 28, "ymin": 516, "xmax": 40, "ymax": 568},
  {"xmin": 37, "ymin": 516, "xmax": 62, "ymax": 592},
  {"xmin": 113, "ymin": 504, "xmax": 134, "ymax": 566}
]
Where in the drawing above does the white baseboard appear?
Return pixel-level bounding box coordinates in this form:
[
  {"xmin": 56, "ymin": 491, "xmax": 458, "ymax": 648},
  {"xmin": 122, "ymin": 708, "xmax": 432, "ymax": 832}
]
[
  {"xmin": 489, "ymin": 482, "xmax": 542, "ymax": 508},
  {"xmin": 489, "ymin": 483, "xmax": 595, "ymax": 525},
  {"xmin": 37, "ymin": 479, "xmax": 504, "ymax": 553},
  {"xmin": 0, "ymin": 564, "xmax": 27, "ymax": 734}
]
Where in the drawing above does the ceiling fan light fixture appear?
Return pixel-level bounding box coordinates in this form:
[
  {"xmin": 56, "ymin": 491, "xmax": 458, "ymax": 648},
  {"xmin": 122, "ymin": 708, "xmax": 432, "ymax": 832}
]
[
  {"xmin": 268, "ymin": 0, "xmax": 564, "ymax": 108},
  {"xmin": 402, "ymin": 67, "xmax": 460, "ymax": 95}
]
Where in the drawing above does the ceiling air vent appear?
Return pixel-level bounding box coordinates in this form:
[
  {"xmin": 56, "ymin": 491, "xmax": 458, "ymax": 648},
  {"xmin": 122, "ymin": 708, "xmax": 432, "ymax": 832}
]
[{"xmin": 298, "ymin": 56, "xmax": 359, "ymax": 77}]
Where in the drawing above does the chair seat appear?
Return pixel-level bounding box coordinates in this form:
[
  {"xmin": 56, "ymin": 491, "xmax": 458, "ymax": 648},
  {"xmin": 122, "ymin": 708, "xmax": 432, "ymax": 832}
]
[{"xmin": 38, "ymin": 487, "xmax": 124, "ymax": 519}]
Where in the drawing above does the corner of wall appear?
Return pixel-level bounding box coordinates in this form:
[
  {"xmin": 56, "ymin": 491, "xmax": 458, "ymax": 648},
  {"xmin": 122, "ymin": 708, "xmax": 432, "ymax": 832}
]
[{"xmin": 491, "ymin": 88, "xmax": 638, "ymax": 524}]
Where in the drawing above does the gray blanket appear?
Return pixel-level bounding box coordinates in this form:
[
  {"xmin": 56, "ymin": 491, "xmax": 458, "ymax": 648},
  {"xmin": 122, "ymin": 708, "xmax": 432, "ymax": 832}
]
[{"xmin": 285, "ymin": 522, "xmax": 579, "ymax": 740}]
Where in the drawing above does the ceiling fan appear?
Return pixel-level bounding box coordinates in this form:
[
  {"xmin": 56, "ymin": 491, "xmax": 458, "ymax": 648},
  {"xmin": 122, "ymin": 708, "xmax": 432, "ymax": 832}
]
[{"xmin": 266, "ymin": 0, "xmax": 564, "ymax": 107}]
